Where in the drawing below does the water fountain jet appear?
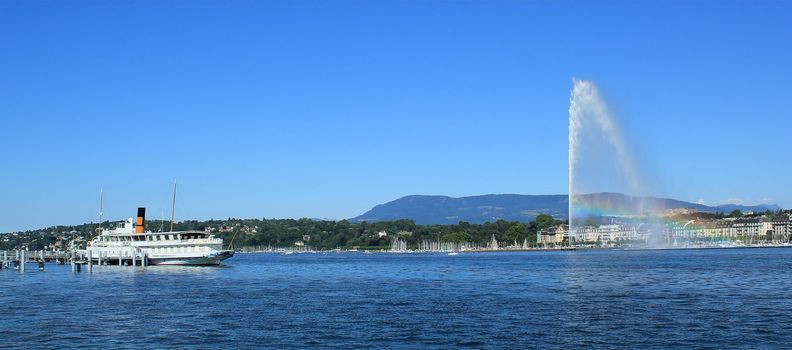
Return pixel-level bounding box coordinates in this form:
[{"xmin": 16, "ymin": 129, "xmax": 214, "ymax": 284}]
[{"xmin": 568, "ymin": 79, "xmax": 662, "ymax": 246}]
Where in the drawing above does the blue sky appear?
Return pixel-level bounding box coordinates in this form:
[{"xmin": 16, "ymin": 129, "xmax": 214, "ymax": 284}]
[{"xmin": 1, "ymin": 1, "xmax": 790, "ymax": 232}]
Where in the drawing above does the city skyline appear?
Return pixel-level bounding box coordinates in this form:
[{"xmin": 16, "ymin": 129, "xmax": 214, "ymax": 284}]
[{"xmin": 2, "ymin": 1, "xmax": 791, "ymax": 232}]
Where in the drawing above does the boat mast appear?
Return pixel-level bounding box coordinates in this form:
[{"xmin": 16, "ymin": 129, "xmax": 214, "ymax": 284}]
[
  {"xmin": 99, "ymin": 188, "xmax": 103, "ymax": 233},
  {"xmin": 170, "ymin": 180, "xmax": 177, "ymax": 232}
]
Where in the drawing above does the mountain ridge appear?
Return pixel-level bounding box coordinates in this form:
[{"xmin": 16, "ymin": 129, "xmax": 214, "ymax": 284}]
[{"xmin": 351, "ymin": 193, "xmax": 781, "ymax": 224}]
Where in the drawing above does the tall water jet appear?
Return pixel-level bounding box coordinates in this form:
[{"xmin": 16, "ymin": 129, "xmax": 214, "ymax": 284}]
[{"xmin": 568, "ymin": 79, "xmax": 659, "ymax": 245}]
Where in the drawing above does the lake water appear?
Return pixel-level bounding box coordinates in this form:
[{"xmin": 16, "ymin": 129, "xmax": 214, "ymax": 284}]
[{"xmin": 2, "ymin": 248, "xmax": 792, "ymax": 349}]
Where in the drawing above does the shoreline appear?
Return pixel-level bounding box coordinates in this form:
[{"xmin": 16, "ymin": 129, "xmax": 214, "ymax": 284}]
[{"xmin": 236, "ymin": 244, "xmax": 792, "ymax": 255}]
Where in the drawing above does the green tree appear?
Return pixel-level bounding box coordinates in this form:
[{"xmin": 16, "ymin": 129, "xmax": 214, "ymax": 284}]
[
  {"xmin": 503, "ymin": 223, "xmax": 528, "ymax": 242},
  {"xmin": 535, "ymin": 214, "xmax": 555, "ymax": 230},
  {"xmin": 440, "ymin": 231, "xmax": 471, "ymax": 242}
]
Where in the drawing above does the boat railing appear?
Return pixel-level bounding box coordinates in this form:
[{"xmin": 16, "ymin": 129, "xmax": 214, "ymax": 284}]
[{"xmin": 181, "ymin": 238, "xmax": 223, "ymax": 244}]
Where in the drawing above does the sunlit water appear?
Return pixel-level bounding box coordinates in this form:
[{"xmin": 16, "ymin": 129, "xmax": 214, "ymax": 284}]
[{"xmin": 3, "ymin": 249, "xmax": 792, "ymax": 348}]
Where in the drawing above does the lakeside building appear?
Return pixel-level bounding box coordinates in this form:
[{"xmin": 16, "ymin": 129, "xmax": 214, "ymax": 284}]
[
  {"xmin": 772, "ymin": 216, "xmax": 791, "ymax": 238},
  {"xmin": 560, "ymin": 213, "xmax": 791, "ymax": 245},
  {"xmin": 537, "ymin": 225, "xmax": 567, "ymax": 244},
  {"xmin": 665, "ymin": 217, "xmax": 782, "ymax": 241}
]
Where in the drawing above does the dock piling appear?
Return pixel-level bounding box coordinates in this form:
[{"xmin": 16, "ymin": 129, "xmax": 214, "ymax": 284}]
[
  {"xmin": 20, "ymin": 250, "xmax": 25, "ymax": 272},
  {"xmin": 88, "ymin": 250, "xmax": 93, "ymax": 273}
]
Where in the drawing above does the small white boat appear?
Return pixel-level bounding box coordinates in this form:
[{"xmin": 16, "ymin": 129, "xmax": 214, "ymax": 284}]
[{"xmin": 447, "ymin": 252, "xmax": 459, "ymax": 256}]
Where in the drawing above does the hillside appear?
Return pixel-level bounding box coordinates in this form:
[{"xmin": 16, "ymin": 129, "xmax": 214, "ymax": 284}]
[{"xmin": 351, "ymin": 193, "xmax": 781, "ymax": 224}]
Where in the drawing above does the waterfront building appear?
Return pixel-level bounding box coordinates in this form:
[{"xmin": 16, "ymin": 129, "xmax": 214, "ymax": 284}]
[
  {"xmin": 732, "ymin": 218, "xmax": 765, "ymax": 237},
  {"xmin": 701, "ymin": 220, "xmax": 733, "ymax": 238},
  {"xmin": 597, "ymin": 224, "xmax": 619, "ymax": 242},
  {"xmin": 771, "ymin": 214, "xmax": 791, "ymax": 240},
  {"xmin": 537, "ymin": 225, "xmax": 567, "ymax": 244},
  {"xmin": 574, "ymin": 226, "xmax": 601, "ymax": 242}
]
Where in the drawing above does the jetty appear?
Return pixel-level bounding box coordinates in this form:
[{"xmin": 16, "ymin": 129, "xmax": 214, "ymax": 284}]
[{"xmin": 0, "ymin": 248, "xmax": 150, "ymax": 273}]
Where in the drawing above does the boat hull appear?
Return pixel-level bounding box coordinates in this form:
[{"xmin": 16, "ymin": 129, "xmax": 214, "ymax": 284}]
[{"xmin": 148, "ymin": 250, "xmax": 235, "ymax": 266}]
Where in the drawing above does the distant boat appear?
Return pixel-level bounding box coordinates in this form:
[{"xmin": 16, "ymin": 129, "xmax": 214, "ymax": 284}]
[{"xmin": 447, "ymin": 252, "xmax": 459, "ymax": 256}]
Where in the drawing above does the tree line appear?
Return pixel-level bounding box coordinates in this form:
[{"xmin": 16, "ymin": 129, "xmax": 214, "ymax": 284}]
[{"xmin": 0, "ymin": 215, "xmax": 564, "ymax": 251}]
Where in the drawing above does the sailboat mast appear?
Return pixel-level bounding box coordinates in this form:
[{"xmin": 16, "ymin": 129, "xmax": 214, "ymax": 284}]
[{"xmin": 170, "ymin": 180, "xmax": 177, "ymax": 232}]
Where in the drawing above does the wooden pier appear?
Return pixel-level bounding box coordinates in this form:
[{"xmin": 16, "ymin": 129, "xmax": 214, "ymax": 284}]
[{"xmin": 0, "ymin": 249, "xmax": 150, "ymax": 273}]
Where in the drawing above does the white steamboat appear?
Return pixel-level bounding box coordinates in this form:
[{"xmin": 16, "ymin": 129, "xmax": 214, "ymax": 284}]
[{"xmin": 85, "ymin": 208, "xmax": 234, "ymax": 266}]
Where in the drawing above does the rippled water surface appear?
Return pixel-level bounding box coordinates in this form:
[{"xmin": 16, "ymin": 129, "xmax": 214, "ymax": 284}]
[{"xmin": 3, "ymin": 248, "xmax": 792, "ymax": 349}]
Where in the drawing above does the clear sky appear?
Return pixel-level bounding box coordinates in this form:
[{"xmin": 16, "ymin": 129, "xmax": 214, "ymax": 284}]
[{"xmin": 1, "ymin": 1, "xmax": 790, "ymax": 232}]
